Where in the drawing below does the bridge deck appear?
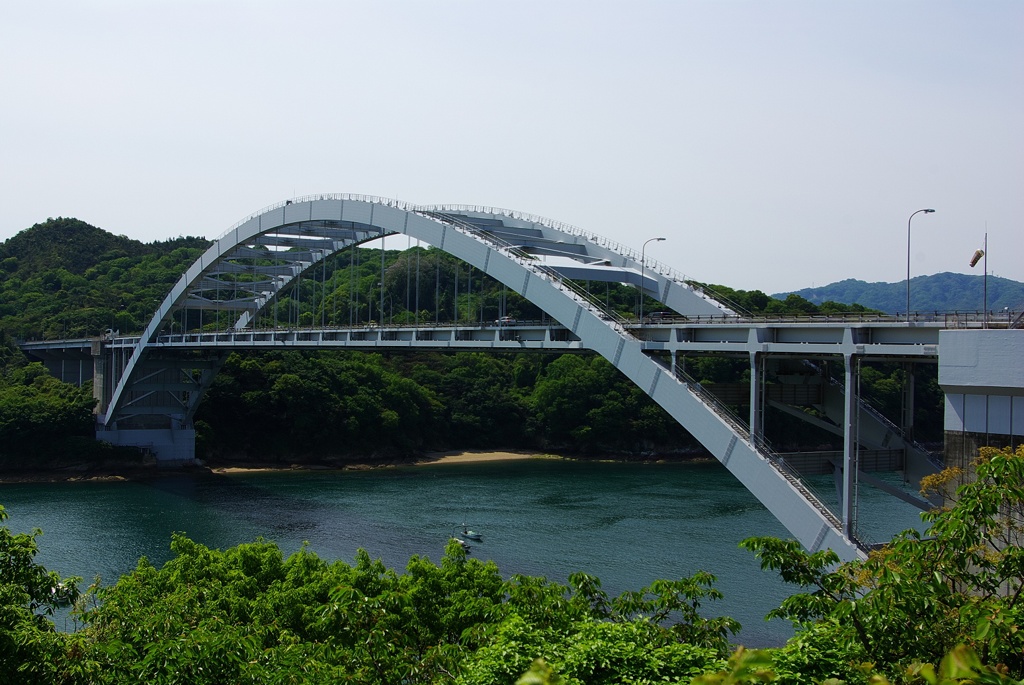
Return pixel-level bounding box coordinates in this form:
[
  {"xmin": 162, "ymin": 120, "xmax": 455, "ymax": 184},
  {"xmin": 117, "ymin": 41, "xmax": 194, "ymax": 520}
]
[{"xmin": 21, "ymin": 316, "xmax": 954, "ymax": 358}]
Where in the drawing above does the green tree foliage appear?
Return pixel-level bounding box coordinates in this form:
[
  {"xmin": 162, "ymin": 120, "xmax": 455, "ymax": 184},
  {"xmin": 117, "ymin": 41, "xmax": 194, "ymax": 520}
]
[
  {"xmin": 694, "ymin": 283, "xmax": 880, "ymax": 317},
  {"xmin": 0, "ymin": 218, "xmax": 149, "ymax": 278},
  {"xmin": 195, "ymin": 349, "xmax": 700, "ymax": 460},
  {"xmin": 197, "ymin": 351, "xmax": 442, "ymax": 459},
  {"xmin": 0, "ymin": 218, "xmax": 207, "ymax": 340},
  {"xmin": 0, "ymin": 504, "xmax": 80, "ymax": 685},
  {"xmin": 46, "ymin": 534, "xmax": 729, "ymax": 684},
  {"xmin": 782, "ymin": 273, "xmax": 1024, "ymax": 316},
  {"xmin": 525, "ymin": 354, "xmax": 695, "ymax": 452},
  {"xmin": 857, "ymin": 362, "xmax": 944, "ymax": 442},
  {"xmin": 428, "ymin": 352, "xmax": 532, "ymax": 448},
  {"xmin": 742, "ymin": 444, "xmax": 1024, "ymax": 681},
  {"xmin": 0, "ymin": 362, "xmax": 96, "ymax": 465},
  {"xmin": 4, "ymin": 448, "xmax": 1024, "ymax": 683}
]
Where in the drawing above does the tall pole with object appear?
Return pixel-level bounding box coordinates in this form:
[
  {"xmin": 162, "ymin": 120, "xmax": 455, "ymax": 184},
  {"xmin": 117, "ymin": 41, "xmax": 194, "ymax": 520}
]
[
  {"xmin": 970, "ymin": 233, "xmax": 988, "ymax": 328},
  {"xmin": 906, "ymin": 209, "xmax": 936, "ymax": 322},
  {"xmin": 640, "ymin": 237, "xmax": 666, "ymax": 324}
]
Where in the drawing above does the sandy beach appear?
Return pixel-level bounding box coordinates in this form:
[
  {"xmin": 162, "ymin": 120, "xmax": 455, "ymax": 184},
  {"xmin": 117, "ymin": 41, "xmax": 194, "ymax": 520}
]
[
  {"xmin": 1, "ymin": 450, "xmax": 708, "ymax": 483},
  {"xmin": 1, "ymin": 450, "xmax": 710, "ymax": 482},
  {"xmin": 415, "ymin": 450, "xmax": 557, "ymax": 466},
  {"xmin": 203, "ymin": 450, "xmax": 555, "ymax": 476}
]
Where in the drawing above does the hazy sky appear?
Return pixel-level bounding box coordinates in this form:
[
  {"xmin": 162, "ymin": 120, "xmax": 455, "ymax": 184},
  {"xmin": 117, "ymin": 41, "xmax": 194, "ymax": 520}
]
[{"xmin": 3, "ymin": 1, "xmax": 1021, "ymax": 294}]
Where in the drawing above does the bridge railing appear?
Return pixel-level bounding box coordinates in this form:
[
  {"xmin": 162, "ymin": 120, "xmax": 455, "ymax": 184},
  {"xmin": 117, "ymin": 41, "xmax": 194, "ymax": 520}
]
[
  {"xmin": 417, "ymin": 210, "xmax": 634, "ymax": 333},
  {"xmin": 218, "ymin": 193, "xmax": 672, "ymax": 298},
  {"xmin": 426, "ymin": 203, "xmax": 695, "ymax": 282},
  {"xmin": 138, "ymin": 319, "xmax": 583, "ymax": 347},
  {"xmin": 818, "ymin": 368, "xmax": 944, "ymax": 470},
  {"xmin": 200, "ymin": 195, "xmax": 633, "ymax": 339},
  {"xmin": 1011, "ymin": 310, "xmax": 1024, "ymax": 329},
  {"xmin": 627, "ymin": 309, "xmax": 1021, "ymax": 327},
  {"xmin": 906, "ymin": 310, "xmax": 1022, "ymax": 327},
  {"xmin": 211, "ymin": 196, "xmax": 1020, "ymax": 331},
  {"xmin": 219, "ymin": 193, "xmax": 417, "ymax": 239},
  {"xmin": 422, "ymin": 203, "xmax": 749, "ymax": 316},
  {"xmin": 654, "ymin": 358, "xmax": 858, "ymax": 547}
]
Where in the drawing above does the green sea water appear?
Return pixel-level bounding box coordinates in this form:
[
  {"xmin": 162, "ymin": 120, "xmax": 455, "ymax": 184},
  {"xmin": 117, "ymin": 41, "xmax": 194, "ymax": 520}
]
[{"xmin": 1, "ymin": 458, "xmax": 925, "ymax": 646}]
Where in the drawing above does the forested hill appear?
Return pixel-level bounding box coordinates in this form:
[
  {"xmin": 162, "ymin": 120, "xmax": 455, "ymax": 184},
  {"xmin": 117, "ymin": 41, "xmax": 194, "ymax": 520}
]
[
  {"xmin": 774, "ymin": 273, "xmax": 1024, "ymax": 315},
  {"xmin": 0, "ymin": 216, "xmax": 942, "ymax": 466},
  {"xmin": 0, "ymin": 217, "xmax": 208, "ymax": 277},
  {"xmin": 0, "ymin": 218, "xmax": 210, "ymax": 340}
]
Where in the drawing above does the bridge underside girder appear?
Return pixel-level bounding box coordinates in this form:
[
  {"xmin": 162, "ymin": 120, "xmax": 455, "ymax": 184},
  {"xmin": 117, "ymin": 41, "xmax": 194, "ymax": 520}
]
[{"xmin": 103, "ymin": 354, "xmax": 224, "ymax": 431}]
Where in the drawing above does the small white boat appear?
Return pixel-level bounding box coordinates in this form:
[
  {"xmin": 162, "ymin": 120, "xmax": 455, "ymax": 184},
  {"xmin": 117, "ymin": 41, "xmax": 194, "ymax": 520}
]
[{"xmin": 460, "ymin": 524, "xmax": 483, "ymax": 541}]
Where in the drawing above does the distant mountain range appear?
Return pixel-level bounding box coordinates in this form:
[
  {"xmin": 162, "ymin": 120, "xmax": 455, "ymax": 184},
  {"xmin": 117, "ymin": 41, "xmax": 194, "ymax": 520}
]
[{"xmin": 773, "ymin": 272, "xmax": 1024, "ymax": 316}]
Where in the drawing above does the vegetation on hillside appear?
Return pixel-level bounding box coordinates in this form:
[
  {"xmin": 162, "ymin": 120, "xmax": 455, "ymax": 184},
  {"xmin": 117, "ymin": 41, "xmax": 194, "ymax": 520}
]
[
  {"xmin": 692, "ymin": 282, "xmax": 878, "ymax": 317},
  {"xmin": 195, "ymin": 351, "xmax": 700, "ymax": 462},
  {"xmin": 776, "ymin": 273, "xmax": 1024, "ymax": 316},
  {"xmin": 0, "ymin": 218, "xmax": 208, "ymax": 340},
  {"xmin": 0, "ymin": 217, "xmax": 948, "ymax": 467},
  {"xmin": 2, "ymin": 445, "xmax": 1022, "ymax": 683}
]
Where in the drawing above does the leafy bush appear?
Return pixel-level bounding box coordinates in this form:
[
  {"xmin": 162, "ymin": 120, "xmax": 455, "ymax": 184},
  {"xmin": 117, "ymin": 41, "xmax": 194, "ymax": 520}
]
[
  {"xmin": 0, "ymin": 504, "xmax": 80, "ymax": 685},
  {"xmin": 742, "ymin": 444, "xmax": 1024, "ymax": 680},
  {"xmin": 3, "ymin": 447, "xmax": 1024, "ymax": 683}
]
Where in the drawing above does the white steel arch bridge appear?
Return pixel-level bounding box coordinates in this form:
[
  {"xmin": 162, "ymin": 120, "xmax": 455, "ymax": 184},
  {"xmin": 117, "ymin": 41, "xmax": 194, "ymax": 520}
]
[{"xmin": 24, "ymin": 194, "xmax": 977, "ymax": 561}]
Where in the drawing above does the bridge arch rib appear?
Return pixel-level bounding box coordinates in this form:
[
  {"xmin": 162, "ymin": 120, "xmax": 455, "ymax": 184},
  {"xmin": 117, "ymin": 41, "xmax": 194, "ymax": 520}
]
[{"xmin": 101, "ymin": 195, "xmax": 861, "ymax": 560}]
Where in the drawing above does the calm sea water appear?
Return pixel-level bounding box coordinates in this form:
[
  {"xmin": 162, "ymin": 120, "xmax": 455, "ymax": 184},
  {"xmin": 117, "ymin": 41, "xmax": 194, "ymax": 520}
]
[{"xmin": 0, "ymin": 459, "xmax": 926, "ymax": 647}]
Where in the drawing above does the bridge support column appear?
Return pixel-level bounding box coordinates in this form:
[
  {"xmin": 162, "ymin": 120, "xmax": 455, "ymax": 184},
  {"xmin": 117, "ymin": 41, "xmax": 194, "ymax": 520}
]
[
  {"xmin": 96, "ymin": 427, "xmax": 196, "ymax": 463},
  {"xmin": 902, "ymin": 362, "xmax": 916, "ymax": 443},
  {"xmin": 841, "ymin": 353, "xmax": 859, "ymax": 539},
  {"xmin": 91, "ymin": 340, "xmax": 110, "ymax": 416},
  {"xmin": 749, "ymin": 352, "xmax": 765, "ymax": 442}
]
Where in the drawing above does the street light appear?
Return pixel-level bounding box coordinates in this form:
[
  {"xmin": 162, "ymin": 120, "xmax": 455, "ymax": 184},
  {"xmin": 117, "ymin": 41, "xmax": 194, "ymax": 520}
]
[
  {"xmin": 906, "ymin": 209, "xmax": 935, "ymax": 322},
  {"xmin": 970, "ymin": 233, "xmax": 987, "ymax": 328},
  {"xmin": 640, "ymin": 237, "xmax": 666, "ymax": 323}
]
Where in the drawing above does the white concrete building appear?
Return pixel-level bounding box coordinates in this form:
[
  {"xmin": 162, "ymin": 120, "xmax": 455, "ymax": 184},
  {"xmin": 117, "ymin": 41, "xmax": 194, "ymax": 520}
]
[{"xmin": 939, "ymin": 329, "xmax": 1024, "ymax": 470}]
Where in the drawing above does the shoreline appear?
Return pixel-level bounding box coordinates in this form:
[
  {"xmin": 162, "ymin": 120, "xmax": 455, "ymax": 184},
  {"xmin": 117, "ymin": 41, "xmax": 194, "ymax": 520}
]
[
  {"xmin": 412, "ymin": 449, "xmax": 559, "ymax": 466},
  {"xmin": 209, "ymin": 450, "xmax": 563, "ymax": 475},
  {"xmin": 0, "ymin": 450, "xmax": 558, "ymax": 484},
  {"xmin": 0, "ymin": 450, "xmax": 713, "ymax": 484}
]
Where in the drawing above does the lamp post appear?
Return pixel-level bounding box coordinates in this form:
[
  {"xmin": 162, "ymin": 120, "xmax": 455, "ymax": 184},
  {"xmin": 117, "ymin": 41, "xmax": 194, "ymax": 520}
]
[
  {"xmin": 640, "ymin": 237, "xmax": 666, "ymax": 323},
  {"xmin": 906, "ymin": 209, "xmax": 935, "ymax": 322},
  {"xmin": 970, "ymin": 233, "xmax": 987, "ymax": 328}
]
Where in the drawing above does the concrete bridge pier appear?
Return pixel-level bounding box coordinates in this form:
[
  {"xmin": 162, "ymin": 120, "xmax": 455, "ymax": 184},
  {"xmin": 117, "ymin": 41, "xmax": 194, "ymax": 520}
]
[
  {"xmin": 840, "ymin": 353, "xmax": 859, "ymax": 539},
  {"xmin": 902, "ymin": 361, "xmax": 916, "ymax": 443},
  {"xmin": 91, "ymin": 339, "xmax": 109, "ymax": 417},
  {"xmin": 748, "ymin": 351, "xmax": 766, "ymax": 442},
  {"xmin": 96, "ymin": 426, "xmax": 197, "ymax": 463},
  {"xmin": 91, "ymin": 340, "xmax": 202, "ymax": 464}
]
